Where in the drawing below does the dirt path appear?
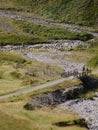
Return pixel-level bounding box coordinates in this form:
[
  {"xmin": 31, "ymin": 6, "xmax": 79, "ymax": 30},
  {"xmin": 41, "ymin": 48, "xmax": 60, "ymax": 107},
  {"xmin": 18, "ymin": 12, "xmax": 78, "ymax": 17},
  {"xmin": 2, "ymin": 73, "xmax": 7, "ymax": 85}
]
[
  {"xmin": 0, "ymin": 10, "xmax": 81, "ymax": 32},
  {"xmin": 25, "ymin": 52, "xmax": 84, "ymax": 73},
  {"xmin": 0, "ymin": 10, "xmax": 98, "ymax": 37},
  {"xmin": 0, "ymin": 76, "xmax": 73, "ymax": 99}
]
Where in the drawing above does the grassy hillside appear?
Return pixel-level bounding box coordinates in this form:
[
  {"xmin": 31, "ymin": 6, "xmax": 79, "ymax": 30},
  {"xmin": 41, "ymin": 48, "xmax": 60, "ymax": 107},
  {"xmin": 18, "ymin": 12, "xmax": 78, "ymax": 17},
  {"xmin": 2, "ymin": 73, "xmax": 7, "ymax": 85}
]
[
  {"xmin": 0, "ymin": 101, "xmax": 87, "ymax": 130},
  {"xmin": 0, "ymin": 0, "xmax": 98, "ymax": 26},
  {"xmin": 87, "ymin": 38, "xmax": 98, "ymax": 68},
  {"xmin": 0, "ymin": 18, "xmax": 93, "ymax": 46},
  {"xmin": 0, "ymin": 52, "xmax": 88, "ymax": 130},
  {"xmin": 0, "ymin": 51, "xmax": 63, "ymax": 96}
]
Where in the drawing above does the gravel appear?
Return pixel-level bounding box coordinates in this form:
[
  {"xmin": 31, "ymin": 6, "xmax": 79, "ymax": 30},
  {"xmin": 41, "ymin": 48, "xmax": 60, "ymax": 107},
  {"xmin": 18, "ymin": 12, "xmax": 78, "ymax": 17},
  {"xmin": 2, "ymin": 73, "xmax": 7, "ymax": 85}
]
[
  {"xmin": 60, "ymin": 96, "xmax": 98, "ymax": 130},
  {"xmin": 26, "ymin": 52, "xmax": 85, "ymax": 73}
]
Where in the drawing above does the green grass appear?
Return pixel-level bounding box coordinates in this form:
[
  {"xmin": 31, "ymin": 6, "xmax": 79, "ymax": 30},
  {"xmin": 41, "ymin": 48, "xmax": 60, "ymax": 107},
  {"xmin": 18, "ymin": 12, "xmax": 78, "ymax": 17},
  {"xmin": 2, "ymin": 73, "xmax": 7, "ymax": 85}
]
[
  {"xmin": 0, "ymin": 77, "xmax": 88, "ymax": 130},
  {"xmin": 0, "ymin": 33, "xmax": 49, "ymax": 45},
  {"xmin": 0, "ymin": 51, "xmax": 26, "ymax": 63},
  {"xmin": 86, "ymin": 38, "xmax": 98, "ymax": 68},
  {"xmin": 79, "ymin": 87, "xmax": 98, "ymax": 99},
  {"xmin": 87, "ymin": 55, "xmax": 98, "ymax": 68},
  {"xmin": 0, "ymin": 0, "xmax": 98, "ymax": 26},
  {"xmin": 0, "ymin": 51, "xmax": 63, "ymax": 96},
  {"xmin": 0, "ymin": 20, "xmax": 93, "ymax": 46},
  {"xmin": 28, "ymin": 78, "xmax": 81, "ymax": 97},
  {"xmin": 10, "ymin": 19, "xmax": 93, "ymax": 41},
  {"xmin": 0, "ymin": 101, "xmax": 87, "ymax": 130},
  {"xmin": 69, "ymin": 38, "xmax": 98, "ymax": 68}
]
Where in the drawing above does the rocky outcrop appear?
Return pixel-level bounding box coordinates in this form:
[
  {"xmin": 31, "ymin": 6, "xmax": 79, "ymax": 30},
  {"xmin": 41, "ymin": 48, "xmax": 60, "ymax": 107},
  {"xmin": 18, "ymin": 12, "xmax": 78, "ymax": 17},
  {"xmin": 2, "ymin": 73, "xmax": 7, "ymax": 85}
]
[
  {"xmin": 24, "ymin": 85, "xmax": 83, "ymax": 110},
  {"xmin": 60, "ymin": 77, "xmax": 98, "ymax": 130},
  {"xmin": 24, "ymin": 76, "xmax": 98, "ymax": 130}
]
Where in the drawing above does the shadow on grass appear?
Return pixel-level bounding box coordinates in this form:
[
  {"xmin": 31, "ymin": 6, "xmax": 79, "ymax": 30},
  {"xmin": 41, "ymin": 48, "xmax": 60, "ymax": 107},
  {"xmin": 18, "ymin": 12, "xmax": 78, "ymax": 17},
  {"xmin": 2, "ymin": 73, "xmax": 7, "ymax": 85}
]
[
  {"xmin": 77, "ymin": 76, "xmax": 98, "ymax": 98},
  {"xmin": 53, "ymin": 119, "xmax": 88, "ymax": 128},
  {"xmin": 68, "ymin": 76, "xmax": 98, "ymax": 99}
]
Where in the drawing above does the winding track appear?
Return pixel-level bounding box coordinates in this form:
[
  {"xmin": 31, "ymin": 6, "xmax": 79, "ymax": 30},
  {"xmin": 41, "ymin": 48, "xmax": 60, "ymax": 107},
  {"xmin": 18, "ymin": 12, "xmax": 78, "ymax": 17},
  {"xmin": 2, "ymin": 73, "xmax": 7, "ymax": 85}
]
[
  {"xmin": 0, "ymin": 10, "xmax": 98, "ymax": 37},
  {"xmin": 0, "ymin": 10, "xmax": 98, "ymax": 130},
  {"xmin": 0, "ymin": 76, "xmax": 73, "ymax": 99},
  {"xmin": 0, "ymin": 10, "xmax": 97, "ymax": 99}
]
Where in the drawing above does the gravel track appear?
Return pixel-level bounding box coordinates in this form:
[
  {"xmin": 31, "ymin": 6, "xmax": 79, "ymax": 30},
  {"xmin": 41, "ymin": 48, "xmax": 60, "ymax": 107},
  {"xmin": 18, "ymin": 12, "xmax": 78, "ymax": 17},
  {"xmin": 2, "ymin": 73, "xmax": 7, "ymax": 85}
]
[
  {"xmin": 0, "ymin": 77, "xmax": 73, "ymax": 99},
  {"xmin": 0, "ymin": 10, "xmax": 98, "ymax": 37}
]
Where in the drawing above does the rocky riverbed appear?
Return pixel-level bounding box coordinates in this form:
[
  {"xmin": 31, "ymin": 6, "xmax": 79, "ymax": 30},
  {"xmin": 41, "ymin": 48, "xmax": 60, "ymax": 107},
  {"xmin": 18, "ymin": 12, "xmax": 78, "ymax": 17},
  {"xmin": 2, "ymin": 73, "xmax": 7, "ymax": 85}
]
[
  {"xmin": 60, "ymin": 96, "xmax": 98, "ymax": 130},
  {"xmin": 24, "ymin": 86, "xmax": 98, "ymax": 130},
  {"xmin": 27, "ymin": 87, "xmax": 98, "ymax": 130},
  {"xmin": 25, "ymin": 51, "xmax": 85, "ymax": 73},
  {"xmin": 25, "ymin": 76, "xmax": 98, "ymax": 130}
]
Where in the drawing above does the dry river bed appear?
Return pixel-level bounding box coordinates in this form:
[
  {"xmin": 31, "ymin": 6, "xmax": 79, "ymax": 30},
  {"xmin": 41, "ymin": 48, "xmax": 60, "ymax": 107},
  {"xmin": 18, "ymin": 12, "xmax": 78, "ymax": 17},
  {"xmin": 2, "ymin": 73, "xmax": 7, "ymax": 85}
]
[
  {"xmin": 60, "ymin": 95, "xmax": 98, "ymax": 130},
  {"xmin": 25, "ymin": 50, "xmax": 98, "ymax": 130},
  {"xmin": 0, "ymin": 9, "xmax": 98, "ymax": 130},
  {"xmin": 25, "ymin": 51, "xmax": 84, "ymax": 73}
]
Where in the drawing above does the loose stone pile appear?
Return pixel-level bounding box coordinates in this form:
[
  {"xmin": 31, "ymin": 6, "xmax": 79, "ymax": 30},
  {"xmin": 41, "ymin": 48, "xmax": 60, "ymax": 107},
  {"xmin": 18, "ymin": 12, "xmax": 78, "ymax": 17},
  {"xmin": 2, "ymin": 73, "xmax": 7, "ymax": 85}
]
[
  {"xmin": 42, "ymin": 40, "xmax": 87, "ymax": 50},
  {"xmin": 0, "ymin": 40, "xmax": 89, "ymax": 51},
  {"xmin": 24, "ymin": 85, "xmax": 83, "ymax": 109},
  {"xmin": 60, "ymin": 96, "xmax": 98, "ymax": 130},
  {"xmin": 0, "ymin": 44, "xmax": 43, "ymax": 51}
]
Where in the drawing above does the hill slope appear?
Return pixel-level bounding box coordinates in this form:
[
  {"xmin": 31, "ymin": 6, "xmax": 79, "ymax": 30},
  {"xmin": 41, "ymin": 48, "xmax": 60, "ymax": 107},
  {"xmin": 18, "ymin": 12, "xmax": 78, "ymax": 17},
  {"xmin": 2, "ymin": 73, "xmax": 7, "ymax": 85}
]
[{"xmin": 0, "ymin": 0, "xmax": 98, "ymax": 26}]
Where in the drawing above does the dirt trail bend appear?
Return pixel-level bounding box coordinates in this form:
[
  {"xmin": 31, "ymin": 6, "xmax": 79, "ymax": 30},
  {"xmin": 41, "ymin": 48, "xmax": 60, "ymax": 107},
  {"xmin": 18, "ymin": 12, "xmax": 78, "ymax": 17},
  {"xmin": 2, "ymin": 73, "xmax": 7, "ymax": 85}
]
[
  {"xmin": 0, "ymin": 10, "xmax": 81, "ymax": 32},
  {"xmin": 0, "ymin": 76, "xmax": 73, "ymax": 99},
  {"xmin": 0, "ymin": 10, "xmax": 98, "ymax": 36}
]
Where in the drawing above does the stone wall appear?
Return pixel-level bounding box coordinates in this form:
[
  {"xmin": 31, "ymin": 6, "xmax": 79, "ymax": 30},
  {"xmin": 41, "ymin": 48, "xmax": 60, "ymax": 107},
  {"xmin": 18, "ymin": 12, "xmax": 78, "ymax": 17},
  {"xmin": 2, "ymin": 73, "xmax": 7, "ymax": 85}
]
[{"xmin": 0, "ymin": 40, "xmax": 90, "ymax": 51}]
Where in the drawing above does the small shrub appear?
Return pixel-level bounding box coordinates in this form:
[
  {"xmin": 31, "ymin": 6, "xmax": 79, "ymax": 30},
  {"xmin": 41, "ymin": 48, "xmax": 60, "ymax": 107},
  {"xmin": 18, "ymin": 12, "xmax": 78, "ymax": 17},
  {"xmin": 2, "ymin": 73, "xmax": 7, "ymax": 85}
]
[
  {"xmin": 73, "ymin": 119, "xmax": 88, "ymax": 128},
  {"xmin": 24, "ymin": 103, "xmax": 34, "ymax": 110},
  {"xmin": 21, "ymin": 77, "xmax": 38, "ymax": 86},
  {"xmin": 75, "ymin": 32, "xmax": 94, "ymax": 41},
  {"xmin": 10, "ymin": 71, "xmax": 21, "ymax": 79}
]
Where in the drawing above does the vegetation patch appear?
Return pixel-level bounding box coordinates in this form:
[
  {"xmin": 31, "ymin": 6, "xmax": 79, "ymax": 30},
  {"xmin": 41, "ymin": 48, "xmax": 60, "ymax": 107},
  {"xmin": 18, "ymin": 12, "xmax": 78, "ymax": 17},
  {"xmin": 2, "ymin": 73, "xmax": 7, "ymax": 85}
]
[
  {"xmin": 0, "ymin": 51, "xmax": 63, "ymax": 95},
  {"xmin": 0, "ymin": 0, "xmax": 98, "ymax": 26},
  {"xmin": 0, "ymin": 101, "xmax": 87, "ymax": 130},
  {"xmin": 0, "ymin": 51, "xmax": 26, "ymax": 64},
  {"xmin": 87, "ymin": 55, "xmax": 98, "ymax": 68},
  {"xmin": 0, "ymin": 33, "xmax": 48, "ymax": 45},
  {"xmin": 10, "ymin": 71, "xmax": 21, "ymax": 79},
  {"xmin": 11, "ymin": 19, "xmax": 93, "ymax": 41},
  {"xmin": 87, "ymin": 38, "xmax": 98, "ymax": 69}
]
